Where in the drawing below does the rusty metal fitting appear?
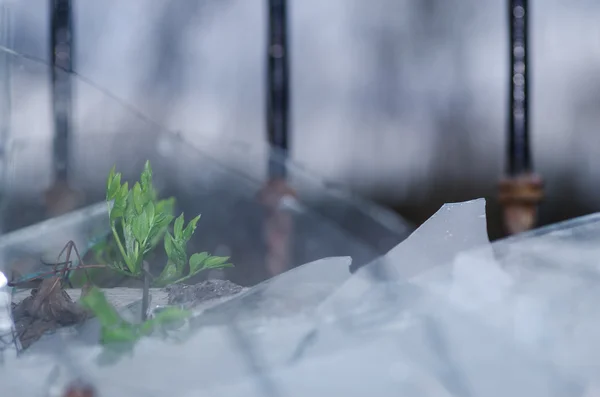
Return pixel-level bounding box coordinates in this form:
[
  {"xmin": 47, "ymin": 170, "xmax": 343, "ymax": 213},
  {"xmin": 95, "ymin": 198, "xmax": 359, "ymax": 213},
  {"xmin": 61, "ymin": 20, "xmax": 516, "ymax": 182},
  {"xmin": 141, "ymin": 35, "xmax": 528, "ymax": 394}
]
[
  {"xmin": 62, "ymin": 380, "xmax": 96, "ymax": 397},
  {"xmin": 498, "ymin": 173, "xmax": 544, "ymax": 235},
  {"xmin": 257, "ymin": 178, "xmax": 297, "ymax": 210},
  {"xmin": 257, "ymin": 178, "xmax": 296, "ymax": 277},
  {"xmin": 44, "ymin": 180, "xmax": 84, "ymax": 217},
  {"xmin": 499, "ymin": 174, "xmax": 544, "ymax": 235}
]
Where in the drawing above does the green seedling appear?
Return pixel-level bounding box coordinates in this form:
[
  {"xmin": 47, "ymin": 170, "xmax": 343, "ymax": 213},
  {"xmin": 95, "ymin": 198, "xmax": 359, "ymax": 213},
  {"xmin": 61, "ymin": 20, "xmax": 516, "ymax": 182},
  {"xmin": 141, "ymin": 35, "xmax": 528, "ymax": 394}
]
[
  {"xmin": 105, "ymin": 160, "xmax": 233, "ymax": 286},
  {"xmin": 83, "ymin": 160, "xmax": 233, "ymax": 345}
]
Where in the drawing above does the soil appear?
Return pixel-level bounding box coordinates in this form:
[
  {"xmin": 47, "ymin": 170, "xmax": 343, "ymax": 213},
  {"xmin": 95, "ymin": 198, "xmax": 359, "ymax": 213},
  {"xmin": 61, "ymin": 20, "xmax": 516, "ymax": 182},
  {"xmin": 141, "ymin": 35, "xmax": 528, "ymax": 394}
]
[
  {"xmin": 12, "ymin": 277, "xmax": 89, "ymax": 349},
  {"xmin": 10, "ymin": 279, "xmax": 245, "ymax": 350},
  {"xmin": 165, "ymin": 279, "xmax": 245, "ymax": 309}
]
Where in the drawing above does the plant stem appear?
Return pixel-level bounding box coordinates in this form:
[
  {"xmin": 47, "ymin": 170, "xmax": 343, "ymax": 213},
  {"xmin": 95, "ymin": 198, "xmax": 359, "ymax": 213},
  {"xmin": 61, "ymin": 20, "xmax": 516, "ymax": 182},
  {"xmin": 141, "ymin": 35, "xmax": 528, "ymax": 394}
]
[
  {"xmin": 141, "ymin": 261, "xmax": 150, "ymax": 322},
  {"xmin": 111, "ymin": 225, "xmax": 133, "ymax": 273},
  {"xmin": 134, "ymin": 241, "xmax": 141, "ymax": 271}
]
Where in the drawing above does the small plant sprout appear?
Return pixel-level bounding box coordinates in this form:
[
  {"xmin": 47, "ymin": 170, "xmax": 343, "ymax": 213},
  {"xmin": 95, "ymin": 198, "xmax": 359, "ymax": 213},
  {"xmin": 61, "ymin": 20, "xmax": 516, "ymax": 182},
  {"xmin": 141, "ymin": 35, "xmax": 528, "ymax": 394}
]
[
  {"xmin": 81, "ymin": 160, "xmax": 233, "ymax": 344},
  {"xmin": 105, "ymin": 160, "xmax": 233, "ymax": 286}
]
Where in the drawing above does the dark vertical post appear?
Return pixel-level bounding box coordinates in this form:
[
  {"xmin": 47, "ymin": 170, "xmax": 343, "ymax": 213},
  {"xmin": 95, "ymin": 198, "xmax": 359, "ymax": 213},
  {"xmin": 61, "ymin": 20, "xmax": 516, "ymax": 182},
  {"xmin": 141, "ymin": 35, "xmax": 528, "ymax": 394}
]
[
  {"xmin": 259, "ymin": 0, "xmax": 295, "ymax": 279},
  {"xmin": 0, "ymin": 4, "xmax": 11, "ymax": 234},
  {"xmin": 499, "ymin": 0, "xmax": 543, "ymax": 235},
  {"xmin": 508, "ymin": 0, "xmax": 530, "ymax": 175},
  {"xmin": 50, "ymin": 0, "xmax": 73, "ymax": 182},
  {"xmin": 0, "ymin": 6, "xmax": 19, "ymax": 361},
  {"xmin": 46, "ymin": 0, "xmax": 82, "ymax": 217},
  {"xmin": 266, "ymin": 0, "xmax": 290, "ymax": 179}
]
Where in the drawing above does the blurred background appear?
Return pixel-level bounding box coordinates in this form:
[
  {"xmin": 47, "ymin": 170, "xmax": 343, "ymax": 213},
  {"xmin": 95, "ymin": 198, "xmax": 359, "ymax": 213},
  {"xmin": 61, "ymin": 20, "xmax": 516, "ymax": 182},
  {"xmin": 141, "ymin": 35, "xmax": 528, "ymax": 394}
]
[{"xmin": 1, "ymin": 0, "xmax": 599, "ymax": 260}]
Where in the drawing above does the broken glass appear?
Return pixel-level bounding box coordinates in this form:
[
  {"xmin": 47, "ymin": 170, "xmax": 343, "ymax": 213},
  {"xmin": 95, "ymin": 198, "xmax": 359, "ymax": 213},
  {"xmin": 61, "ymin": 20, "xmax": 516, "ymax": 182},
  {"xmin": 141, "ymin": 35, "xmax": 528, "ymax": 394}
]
[
  {"xmin": 1, "ymin": 35, "xmax": 598, "ymax": 397},
  {"xmin": 4, "ymin": 189, "xmax": 600, "ymax": 396},
  {"xmin": 0, "ymin": 46, "xmax": 413, "ymax": 395}
]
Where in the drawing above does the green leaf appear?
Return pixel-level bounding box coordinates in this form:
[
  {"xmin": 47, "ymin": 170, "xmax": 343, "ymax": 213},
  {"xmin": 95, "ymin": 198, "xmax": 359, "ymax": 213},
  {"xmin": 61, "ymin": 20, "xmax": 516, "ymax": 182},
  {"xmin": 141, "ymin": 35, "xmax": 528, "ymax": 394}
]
[
  {"xmin": 110, "ymin": 182, "xmax": 128, "ymax": 223},
  {"xmin": 182, "ymin": 215, "xmax": 201, "ymax": 241},
  {"xmin": 80, "ymin": 288, "xmax": 143, "ymax": 344},
  {"xmin": 166, "ymin": 237, "xmax": 187, "ymax": 270},
  {"xmin": 156, "ymin": 197, "xmax": 175, "ymax": 216},
  {"xmin": 163, "ymin": 232, "xmax": 188, "ymax": 278},
  {"xmin": 173, "ymin": 214, "xmax": 184, "ymax": 240},
  {"xmin": 106, "ymin": 167, "xmax": 121, "ymax": 201},
  {"xmin": 132, "ymin": 210, "xmax": 150, "ymax": 245},
  {"xmin": 80, "ymin": 287, "xmax": 123, "ymax": 328},
  {"xmin": 144, "ymin": 201, "xmax": 155, "ymax": 226},
  {"xmin": 203, "ymin": 255, "xmax": 231, "ymax": 269},
  {"xmin": 107, "ymin": 166, "xmax": 116, "ymax": 196},
  {"xmin": 110, "ymin": 204, "xmax": 123, "ymax": 223},
  {"xmin": 152, "ymin": 212, "xmax": 173, "ymax": 234},
  {"xmin": 171, "ymin": 243, "xmax": 187, "ymax": 271},
  {"xmin": 132, "ymin": 182, "xmax": 145, "ymax": 214},
  {"xmin": 140, "ymin": 160, "xmax": 153, "ymax": 194},
  {"xmin": 189, "ymin": 252, "xmax": 209, "ymax": 274},
  {"xmin": 164, "ymin": 232, "xmax": 188, "ymax": 281},
  {"xmin": 140, "ymin": 307, "xmax": 190, "ymax": 334},
  {"xmin": 123, "ymin": 223, "xmax": 138, "ymax": 273},
  {"xmin": 154, "ymin": 261, "xmax": 180, "ymax": 286},
  {"xmin": 119, "ymin": 181, "xmax": 129, "ymax": 200},
  {"xmin": 101, "ymin": 324, "xmax": 139, "ymax": 344},
  {"xmin": 123, "ymin": 191, "xmax": 136, "ymax": 222},
  {"xmin": 146, "ymin": 213, "xmax": 174, "ymax": 253},
  {"xmin": 186, "ymin": 254, "xmax": 233, "ymax": 278},
  {"xmin": 109, "ymin": 260, "xmax": 127, "ymax": 273},
  {"xmin": 111, "ymin": 173, "xmax": 122, "ymax": 198},
  {"xmin": 146, "ymin": 198, "xmax": 175, "ymax": 248},
  {"xmin": 164, "ymin": 231, "xmax": 174, "ymax": 259},
  {"xmin": 80, "ymin": 287, "xmax": 188, "ymax": 345}
]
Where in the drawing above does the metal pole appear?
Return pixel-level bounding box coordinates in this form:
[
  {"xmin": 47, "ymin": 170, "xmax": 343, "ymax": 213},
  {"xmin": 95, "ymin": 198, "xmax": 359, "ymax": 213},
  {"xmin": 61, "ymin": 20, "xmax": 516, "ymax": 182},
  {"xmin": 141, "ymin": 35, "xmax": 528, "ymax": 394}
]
[
  {"xmin": 508, "ymin": 0, "xmax": 530, "ymax": 175},
  {"xmin": 46, "ymin": 0, "xmax": 83, "ymax": 217},
  {"xmin": 266, "ymin": 0, "xmax": 290, "ymax": 179},
  {"xmin": 0, "ymin": 4, "xmax": 18, "ymax": 360},
  {"xmin": 50, "ymin": 0, "xmax": 73, "ymax": 182},
  {"xmin": 499, "ymin": 0, "xmax": 543, "ymax": 235},
  {"xmin": 259, "ymin": 0, "xmax": 294, "ymax": 278},
  {"xmin": 0, "ymin": 3, "xmax": 11, "ymax": 233}
]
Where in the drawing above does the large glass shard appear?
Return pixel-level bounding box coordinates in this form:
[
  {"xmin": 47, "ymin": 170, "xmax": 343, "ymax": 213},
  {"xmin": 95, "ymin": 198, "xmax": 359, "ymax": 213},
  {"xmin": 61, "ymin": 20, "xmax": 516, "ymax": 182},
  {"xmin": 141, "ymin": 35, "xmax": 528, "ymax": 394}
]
[
  {"xmin": 7, "ymin": 197, "xmax": 600, "ymax": 396},
  {"xmin": 189, "ymin": 256, "xmax": 353, "ymax": 327},
  {"xmin": 0, "ymin": 202, "xmax": 108, "ymax": 356},
  {"xmin": 0, "ymin": 201, "xmax": 108, "ymax": 280},
  {"xmin": 0, "ymin": 48, "xmax": 412, "ymax": 285},
  {"xmin": 0, "ymin": 43, "xmax": 414, "ymax": 396},
  {"xmin": 318, "ymin": 198, "xmax": 489, "ymax": 319}
]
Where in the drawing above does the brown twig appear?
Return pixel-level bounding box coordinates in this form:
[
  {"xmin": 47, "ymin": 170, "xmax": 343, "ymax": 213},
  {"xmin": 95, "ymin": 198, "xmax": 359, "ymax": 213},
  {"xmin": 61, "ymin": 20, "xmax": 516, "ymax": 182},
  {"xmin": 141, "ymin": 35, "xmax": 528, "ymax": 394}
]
[
  {"xmin": 24, "ymin": 240, "xmax": 92, "ymax": 326},
  {"xmin": 7, "ymin": 264, "xmax": 110, "ymax": 288},
  {"xmin": 8, "ymin": 240, "xmax": 113, "ymax": 288}
]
